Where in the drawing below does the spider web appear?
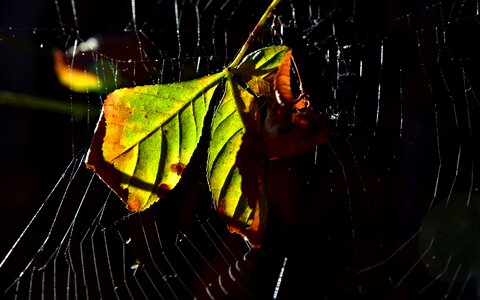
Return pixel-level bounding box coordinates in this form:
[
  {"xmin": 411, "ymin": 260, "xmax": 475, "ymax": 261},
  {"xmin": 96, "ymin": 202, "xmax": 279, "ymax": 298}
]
[{"xmin": 1, "ymin": 0, "xmax": 479, "ymax": 299}]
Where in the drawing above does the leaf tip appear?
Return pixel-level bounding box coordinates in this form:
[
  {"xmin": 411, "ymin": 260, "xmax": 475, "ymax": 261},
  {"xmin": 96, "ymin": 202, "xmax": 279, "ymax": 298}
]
[{"xmin": 127, "ymin": 194, "xmax": 142, "ymax": 212}]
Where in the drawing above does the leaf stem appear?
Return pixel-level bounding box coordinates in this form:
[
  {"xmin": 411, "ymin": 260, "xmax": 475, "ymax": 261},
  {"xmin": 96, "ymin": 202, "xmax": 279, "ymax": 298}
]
[
  {"xmin": 227, "ymin": 0, "xmax": 283, "ymax": 69},
  {"xmin": 0, "ymin": 90, "xmax": 95, "ymax": 117}
]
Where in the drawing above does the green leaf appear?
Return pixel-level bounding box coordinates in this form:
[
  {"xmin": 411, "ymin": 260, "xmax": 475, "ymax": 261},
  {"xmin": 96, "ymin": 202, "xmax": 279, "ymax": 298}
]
[
  {"xmin": 207, "ymin": 73, "xmax": 265, "ymax": 245},
  {"xmin": 85, "ymin": 45, "xmax": 290, "ymax": 246},
  {"xmin": 86, "ymin": 71, "xmax": 225, "ymax": 211},
  {"xmin": 207, "ymin": 74, "xmax": 251, "ymax": 219},
  {"xmin": 207, "ymin": 46, "xmax": 290, "ymax": 245},
  {"xmin": 236, "ymin": 45, "xmax": 293, "ymax": 77},
  {"xmin": 83, "ymin": 0, "xmax": 300, "ymax": 247}
]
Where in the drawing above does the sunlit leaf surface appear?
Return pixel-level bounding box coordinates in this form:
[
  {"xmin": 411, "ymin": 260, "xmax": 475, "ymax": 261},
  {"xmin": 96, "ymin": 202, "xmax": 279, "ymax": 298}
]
[
  {"xmin": 86, "ymin": 45, "xmax": 291, "ymax": 245},
  {"xmin": 86, "ymin": 71, "xmax": 224, "ymax": 211},
  {"xmin": 208, "ymin": 46, "xmax": 290, "ymax": 245}
]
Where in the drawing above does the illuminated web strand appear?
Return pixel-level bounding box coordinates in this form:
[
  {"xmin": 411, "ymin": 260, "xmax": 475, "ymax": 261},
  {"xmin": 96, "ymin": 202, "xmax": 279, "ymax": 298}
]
[
  {"xmin": 130, "ymin": 0, "xmax": 149, "ymax": 87},
  {"xmin": 115, "ymin": 231, "xmax": 134, "ymax": 298},
  {"xmin": 199, "ymin": 220, "xmax": 258, "ymax": 297},
  {"xmin": 31, "ymin": 169, "xmax": 96, "ymax": 299},
  {"xmin": 3, "ymin": 155, "xmax": 85, "ymax": 294},
  {"xmin": 396, "ymin": 237, "xmax": 437, "ymax": 288},
  {"xmin": 42, "ymin": 161, "xmax": 105, "ymax": 298},
  {"xmin": 429, "ymin": 101, "xmax": 442, "ymax": 210},
  {"xmin": 101, "ymin": 209, "xmax": 121, "ymax": 299},
  {"xmin": 174, "ymin": 0, "xmax": 182, "ymax": 59},
  {"xmin": 65, "ymin": 236, "xmax": 80, "ymax": 299},
  {"xmin": 132, "ymin": 269, "xmax": 149, "ymax": 299},
  {"xmin": 219, "ymin": 0, "xmax": 232, "ymax": 11},
  {"xmin": 193, "ymin": 1, "xmax": 202, "ymax": 76},
  {"xmin": 332, "ymin": 23, "xmax": 339, "ymax": 106},
  {"xmin": 399, "ymin": 68, "xmax": 404, "ymax": 139},
  {"xmin": 138, "ymin": 224, "xmax": 173, "ymax": 297},
  {"xmin": 140, "ymin": 265, "xmax": 163, "ymax": 297},
  {"xmin": 375, "ymin": 41, "xmax": 383, "ymax": 135},
  {"xmin": 89, "ymin": 191, "xmax": 108, "ymax": 297},
  {"xmin": 153, "ymin": 222, "xmax": 195, "ymax": 298},
  {"xmin": 437, "ymin": 52, "xmax": 459, "ymax": 130},
  {"xmin": 198, "ymin": 219, "xmax": 261, "ymax": 292},
  {"xmin": 416, "ymin": 256, "xmax": 452, "ymax": 294},
  {"xmin": 32, "ymin": 172, "xmax": 99, "ymax": 298},
  {"xmin": 358, "ymin": 230, "xmax": 421, "ymax": 273},
  {"xmin": 224, "ymin": 0, "xmax": 242, "ymax": 60},
  {"xmin": 195, "ymin": 0, "xmax": 201, "ymax": 49},
  {"xmin": 409, "ymin": 17, "xmax": 442, "ymax": 210},
  {"xmin": 0, "ymin": 155, "xmax": 82, "ymax": 270},
  {"xmin": 211, "ymin": 15, "xmax": 217, "ymax": 58},
  {"xmin": 307, "ymin": 0, "xmax": 312, "ymax": 20},
  {"xmin": 272, "ymin": 257, "xmax": 287, "ymax": 299},
  {"xmin": 228, "ymin": 0, "xmax": 282, "ymax": 68},
  {"xmin": 198, "ymin": 218, "xmax": 235, "ymax": 264},
  {"xmin": 289, "ymin": 1, "xmax": 296, "ymax": 26},
  {"xmin": 175, "ymin": 233, "xmax": 215, "ymax": 298},
  {"xmin": 28, "ymin": 266, "xmax": 35, "ymax": 299},
  {"xmin": 444, "ymin": 263, "xmax": 464, "ymax": 296},
  {"xmin": 203, "ymin": 0, "xmax": 214, "ymax": 13},
  {"xmin": 443, "ymin": 146, "xmax": 463, "ymax": 208},
  {"xmin": 130, "ymin": 0, "xmax": 138, "ymax": 32},
  {"xmin": 69, "ymin": 40, "xmax": 78, "ymax": 156},
  {"xmin": 461, "ymin": 63, "xmax": 475, "ymax": 136},
  {"xmin": 467, "ymin": 156, "xmax": 475, "ymax": 207},
  {"xmin": 41, "ymin": 272, "xmax": 46, "ymax": 298},
  {"xmin": 454, "ymin": 271, "xmax": 474, "ymax": 298},
  {"xmin": 460, "ymin": 65, "xmax": 476, "ymax": 206},
  {"xmin": 69, "ymin": 0, "xmax": 80, "ymax": 36},
  {"xmin": 448, "ymin": 0, "xmax": 467, "ymax": 21},
  {"xmin": 54, "ymin": 0, "xmax": 65, "ymax": 35},
  {"xmin": 350, "ymin": 56, "xmax": 364, "ymax": 129},
  {"xmin": 180, "ymin": 229, "xmax": 255, "ymax": 298},
  {"xmin": 346, "ymin": 138, "xmax": 371, "ymax": 217},
  {"xmin": 176, "ymin": 232, "xmax": 228, "ymax": 296}
]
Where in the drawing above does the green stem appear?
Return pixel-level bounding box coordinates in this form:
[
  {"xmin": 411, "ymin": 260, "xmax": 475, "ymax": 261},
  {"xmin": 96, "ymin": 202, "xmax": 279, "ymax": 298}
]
[
  {"xmin": 227, "ymin": 0, "xmax": 283, "ymax": 69},
  {"xmin": 0, "ymin": 90, "xmax": 96, "ymax": 117}
]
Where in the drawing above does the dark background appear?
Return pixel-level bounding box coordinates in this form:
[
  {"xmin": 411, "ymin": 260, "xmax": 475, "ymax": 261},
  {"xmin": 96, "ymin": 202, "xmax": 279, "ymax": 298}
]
[{"xmin": 1, "ymin": 0, "xmax": 479, "ymax": 299}]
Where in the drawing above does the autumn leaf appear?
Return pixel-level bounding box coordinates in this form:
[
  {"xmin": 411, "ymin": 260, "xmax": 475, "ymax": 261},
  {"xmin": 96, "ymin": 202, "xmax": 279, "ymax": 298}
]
[
  {"xmin": 86, "ymin": 71, "xmax": 225, "ymax": 211},
  {"xmin": 85, "ymin": 45, "xmax": 290, "ymax": 249},
  {"xmin": 85, "ymin": 44, "xmax": 290, "ymax": 213},
  {"xmin": 53, "ymin": 50, "xmax": 103, "ymax": 93},
  {"xmin": 264, "ymin": 50, "xmax": 330, "ymax": 160},
  {"xmin": 207, "ymin": 46, "xmax": 290, "ymax": 246},
  {"xmin": 85, "ymin": 0, "xmax": 326, "ymax": 247}
]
